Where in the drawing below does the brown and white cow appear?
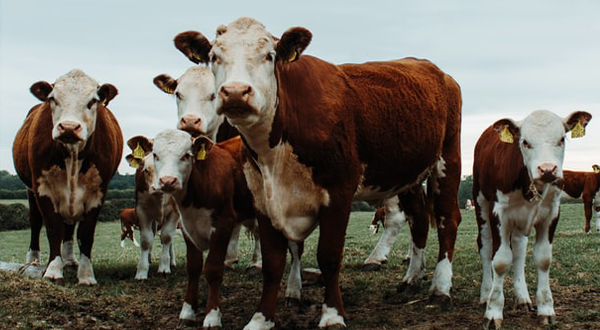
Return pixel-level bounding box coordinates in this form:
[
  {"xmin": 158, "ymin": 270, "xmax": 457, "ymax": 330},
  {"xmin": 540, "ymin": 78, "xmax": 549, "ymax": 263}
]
[
  {"xmin": 562, "ymin": 165, "xmax": 600, "ymax": 234},
  {"xmin": 473, "ymin": 110, "xmax": 592, "ymax": 328},
  {"xmin": 119, "ymin": 208, "xmax": 140, "ymax": 247},
  {"xmin": 174, "ymin": 17, "xmax": 463, "ymax": 329},
  {"xmin": 12, "ymin": 69, "xmax": 123, "ymax": 284},
  {"xmin": 363, "ymin": 203, "xmax": 412, "ymax": 269},
  {"xmin": 124, "ymin": 139, "xmax": 180, "ymax": 279}
]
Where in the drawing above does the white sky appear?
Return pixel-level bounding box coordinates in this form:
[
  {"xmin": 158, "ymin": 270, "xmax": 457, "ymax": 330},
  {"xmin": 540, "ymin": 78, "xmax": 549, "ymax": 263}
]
[{"xmin": 1, "ymin": 0, "xmax": 599, "ymax": 178}]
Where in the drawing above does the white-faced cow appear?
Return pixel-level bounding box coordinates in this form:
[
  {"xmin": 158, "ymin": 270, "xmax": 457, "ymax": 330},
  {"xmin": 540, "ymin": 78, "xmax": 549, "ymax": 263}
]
[
  {"xmin": 119, "ymin": 208, "xmax": 140, "ymax": 247},
  {"xmin": 153, "ymin": 66, "xmax": 262, "ymax": 273},
  {"xmin": 13, "ymin": 69, "xmax": 123, "ymax": 284},
  {"xmin": 473, "ymin": 110, "xmax": 592, "ymax": 328},
  {"xmin": 124, "ymin": 138, "xmax": 180, "ymax": 279},
  {"xmin": 174, "ymin": 17, "xmax": 462, "ymax": 329},
  {"xmin": 562, "ymin": 165, "xmax": 600, "ymax": 234},
  {"xmin": 363, "ymin": 202, "xmax": 412, "ymax": 269}
]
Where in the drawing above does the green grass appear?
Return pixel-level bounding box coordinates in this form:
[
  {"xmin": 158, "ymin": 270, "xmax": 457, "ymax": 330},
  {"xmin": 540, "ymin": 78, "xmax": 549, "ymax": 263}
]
[{"xmin": 0, "ymin": 199, "xmax": 28, "ymax": 206}]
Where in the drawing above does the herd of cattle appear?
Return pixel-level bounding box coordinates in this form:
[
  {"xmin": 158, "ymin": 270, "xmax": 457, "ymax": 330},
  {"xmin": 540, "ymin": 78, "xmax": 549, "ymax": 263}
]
[{"xmin": 10, "ymin": 17, "xmax": 600, "ymax": 330}]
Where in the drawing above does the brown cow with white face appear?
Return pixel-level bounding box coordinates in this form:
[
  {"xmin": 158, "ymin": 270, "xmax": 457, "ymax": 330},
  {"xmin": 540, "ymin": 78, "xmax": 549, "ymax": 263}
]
[
  {"xmin": 175, "ymin": 17, "xmax": 462, "ymax": 329},
  {"xmin": 13, "ymin": 69, "xmax": 123, "ymax": 284},
  {"xmin": 562, "ymin": 165, "xmax": 600, "ymax": 234}
]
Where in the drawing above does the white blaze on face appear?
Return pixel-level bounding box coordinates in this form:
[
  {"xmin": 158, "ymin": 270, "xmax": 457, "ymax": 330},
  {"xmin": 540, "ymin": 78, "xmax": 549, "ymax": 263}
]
[
  {"xmin": 49, "ymin": 69, "xmax": 101, "ymax": 149},
  {"xmin": 140, "ymin": 154, "xmax": 159, "ymax": 194},
  {"xmin": 210, "ymin": 18, "xmax": 278, "ymax": 125},
  {"xmin": 518, "ymin": 110, "xmax": 567, "ymax": 181},
  {"xmin": 152, "ymin": 129, "xmax": 194, "ymax": 193},
  {"xmin": 176, "ymin": 66, "xmax": 221, "ymax": 138}
]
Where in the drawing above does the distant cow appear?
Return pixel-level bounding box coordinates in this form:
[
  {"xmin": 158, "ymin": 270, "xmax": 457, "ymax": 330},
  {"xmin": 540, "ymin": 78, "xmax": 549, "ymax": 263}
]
[
  {"xmin": 119, "ymin": 208, "xmax": 140, "ymax": 247},
  {"xmin": 174, "ymin": 17, "xmax": 462, "ymax": 329},
  {"xmin": 12, "ymin": 69, "xmax": 123, "ymax": 284},
  {"xmin": 473, "ymin": 110, "xmax": 591, "ymax": 328},
  {"xmin": 363, "ymin": 204, "xmax": 412, "ymax": 268},
  {"xmin": 125, "ymin": 137, "xmax": 180, "ymax": 279},
  {"xmin": 562, "ymin": 165, "xmax": 600, "ymax": 233}
]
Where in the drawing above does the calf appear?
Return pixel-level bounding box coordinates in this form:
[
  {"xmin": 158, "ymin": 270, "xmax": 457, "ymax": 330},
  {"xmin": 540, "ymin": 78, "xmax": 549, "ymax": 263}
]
[
  {"xmin": 363, "ymin": 203, "xmax": 412, "ymax": 269},
  {"xmin": 125, "ymin": 137, "xmax": 180, "ymax": 279},
  {"xmin": 473, "ymin": 110, "xmax": 592, "ymax": 328},
  {"xmin": 562, "ymin": 165, "xmax": 600, "ymax": 233},
  {"xmin": 119, "ymin": 208, "xmax": 140, "ymax": 247},
  {"xmin": 12, "ymin": 69, "xmax": 123, "ymax": 284},
  {"xmin": 174, "ymin": 17, "xmax": 462, "ymax": 328}
]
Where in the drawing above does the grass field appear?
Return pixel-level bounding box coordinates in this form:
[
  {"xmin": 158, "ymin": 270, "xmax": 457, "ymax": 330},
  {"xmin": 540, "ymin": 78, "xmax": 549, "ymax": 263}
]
[{"xmin": 1, "ymin": 204, "xmax": 599, "ymax": 329}]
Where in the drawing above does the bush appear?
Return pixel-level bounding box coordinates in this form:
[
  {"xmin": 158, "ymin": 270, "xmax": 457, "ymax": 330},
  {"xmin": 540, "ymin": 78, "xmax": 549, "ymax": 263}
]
[
  {"xmin": 351, "ymin": 201, "xmax": 377, "ymax": 212},
  {"xmin": 0, "ymin": 204, "xmax": 29, "ymax": 231},
  {"xmin": 98, "ymin": 198, "xmax": 135, "ymax": 222},
  {"xmin": 0, "ymin": 189, "xmax": 27, "ymax": 199}
]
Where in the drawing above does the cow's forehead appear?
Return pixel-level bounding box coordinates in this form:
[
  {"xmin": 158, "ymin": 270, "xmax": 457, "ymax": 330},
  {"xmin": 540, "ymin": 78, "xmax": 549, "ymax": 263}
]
[
  {"xmin": 178, "ymin": 66, "xmax": 213, "ymax": 92},
  {"xmin": 153, "ymin": 129, "xmax": 192, "ymax": 156},
  {"xmin": 213, "ymin": 17, "xmax": 275, "ymax": 53},
  {"xmin": 52, "ymin": 69, "xmax": 98, "ymax": 99},
  {"xmin": 520, "ymin": 110, "xmax": 565, "ymax": 141}
]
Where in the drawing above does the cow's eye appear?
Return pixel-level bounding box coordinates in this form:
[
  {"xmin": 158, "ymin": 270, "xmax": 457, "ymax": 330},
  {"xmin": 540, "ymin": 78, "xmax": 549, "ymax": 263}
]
[
  {"xmin": 558, "ymin": 137, "xmax": 565, "ymax": 146},
  {"xmin": 210, "ymin": 54, "xmax": 219, "ymax": 64},
  {"xmin": 266, "ymin": 53, "xmax": 275, "ymax": 62},
  {"xmin": 523, "ymin": 140, "xmax": 532, "ymax": 149},
  {"xmin": 209, "ymin": 93, "xmax": 216, "ymax": 101},
  {"xmin": 48, "ymin": 96, "xmax": 57, "ymax": 106},
  {"xmin": 175, "ymin": 92, "xmax": 182, "ymax": 100},
  {"xmin": 153, "ymin": 154, "xmax": 160, "ymax": 161},
  {"xmin": 181, "ymin": 154, "xmax": 190, "ymax": 162},
  {"xmin": 87, "ymin": 99, "xmax": 97, "ymax": 109}
]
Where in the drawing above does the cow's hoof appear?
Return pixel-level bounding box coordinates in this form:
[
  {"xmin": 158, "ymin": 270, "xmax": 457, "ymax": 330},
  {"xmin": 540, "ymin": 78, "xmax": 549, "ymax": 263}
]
[
  {"xmin": 177, "ymin": 319, "xmax": 198, "ymax": 328},
  {"xmin": 285, "ymin": 297, "xmax": 301, "ymax": 308},
  {"xmin": 537, "ymin": 315, "xmax": 555, "ymax": 326},
  {"xmin": 301, "ymin": 268, "xmax": 323, "ymax": 286},
  {"xmin": 323, "ymin": 325, "xmax": 346, "ymax": 330},
  {"xmin": 482, "ymin": 317, "xmax": 502, "ymax": 330},
  {"xmin": 396, "ymin": 282, "xmax": 420, "ymax": 294},
  {"xmin": 514, "ymin": 301, "xmax": 533, "ymax": 311},
  {"xmin": 245, "ymin": 266, "xmax": 262, "ymax": 277},
  {"xmin": 361, "ymin": 263, "xmax": 381, "ymax": 272},
  {"xmin": 428, "ymin": 293, "xmax": 452, "ymax": 309}
]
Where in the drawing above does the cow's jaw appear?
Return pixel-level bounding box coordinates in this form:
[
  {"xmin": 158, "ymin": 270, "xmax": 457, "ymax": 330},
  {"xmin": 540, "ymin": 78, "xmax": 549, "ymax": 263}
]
[
  {"xmin": 152, "ymin": 129, "xmax": 193, "ymax": 195},
  {"xmin": 176, "ymin": 66, "xmax": 220, "ymax": 139}
]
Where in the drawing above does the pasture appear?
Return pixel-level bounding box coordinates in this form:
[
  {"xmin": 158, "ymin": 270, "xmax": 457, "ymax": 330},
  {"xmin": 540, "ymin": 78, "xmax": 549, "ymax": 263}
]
[{"xmin": 1, "ymin": 205, "xmax": 599, "ymax": 330}]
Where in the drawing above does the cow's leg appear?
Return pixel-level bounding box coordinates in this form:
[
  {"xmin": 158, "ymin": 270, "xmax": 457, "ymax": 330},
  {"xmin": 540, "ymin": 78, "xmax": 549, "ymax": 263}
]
[
  {"xmin": 483, "ymin": 218, "xmax": 513, "ymax": 329},
  {"xmin": 429, "ymin": 154, "xmax": 462, "ymax": 302},
  {"xmin": 26, "ymin": 190, "xmax": 42, "ymax": 264},
  {"xmin": 398, "ymin": 188, "xmax": 428, "ymax": 292},
  {"xmin": 475, "ymin": 192, "xmax": 493, "ymax": 306},
  {"xmin": 533, "ymin": 215, "xmax": 559, "ymax": 325},
  {"xmin": 244, "ymin": 213, "xmax": 287, "ymax": 330},
  {"xmin": 363, "ymin": 196, "xmax": 405, "ymax": 271},
  {"xmin": 595, "ymin": 204, "xmax": 600, "ymax": 234},
  {"xmin": 62, "ymin": 223, "xmax": 78, "ymax": 267},
  {"xmin": 179, "ymin": 234, "xmax": 203, "ymax": 327},
  {"xmin": 316, "ymin": 199, "xmax": 352, "ymax": 329},
  {"xmin": 511, "ymin": 231, "xmax": 532, "ymax": 310},
  {"xmin": 158, "ymin": 212, "xmax": 178, "ymax": 275},
  {"xmin": 203, "ymin": 216, "xmax": 235, "ymax": 329},
  {"xmin": 224, "ymin": 222, "xmax": 242, "ymax": 269},
  {"xmin": 285, "ymin": 241, "xmax": 303, "ymax": 304},
  {"xmin": 135, "ymin": 209, "xmax": 154, "ymax": 280},
  {"xmin": 76, "ymin": 208, "xmax": 100, "ymax": 285},
  {"xmin": 246, "ymin": 221, "xmax": 263, "ymax": 276},
  {"xmin": 35, "ymin": 195, "xmax": 65, "ymax": 281},
  {"xmin": 583, "ymin": 196, "xmax": 593, "ymax": 233}
]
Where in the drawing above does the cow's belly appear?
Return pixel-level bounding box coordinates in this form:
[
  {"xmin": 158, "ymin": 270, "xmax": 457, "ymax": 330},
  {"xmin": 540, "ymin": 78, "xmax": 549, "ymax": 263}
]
[
  {"xmin": 36, "ymin": 164, "xmax": 103, "ymax": 224},
  {"xmin": 494, "ymin": 187, "xmax": 561, "ymax": 235},
  {"xmin": 179, "ymin": 207, "xmax": 214, "ymax": 251},
  {"xmin": 243, "ymin": 143, "xmax": 328, "ymax": 242},
  {"xmin": 594, "ymin": 190, "xmax": 600, "ymax": 210}
]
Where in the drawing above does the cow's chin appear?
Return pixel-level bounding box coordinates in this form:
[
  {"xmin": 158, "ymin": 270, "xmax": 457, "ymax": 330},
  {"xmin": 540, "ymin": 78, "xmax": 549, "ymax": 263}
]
[
  {"xmin": 57, "ymin": 139, "xmax": 85, "ymax": 153},
  {"xmin": 217, "ymin": 102, "xmax": 259, "ymax": 120},
  {"xmin": 180, "ymin": 127, "xmax": 204, "ymax": 138}
]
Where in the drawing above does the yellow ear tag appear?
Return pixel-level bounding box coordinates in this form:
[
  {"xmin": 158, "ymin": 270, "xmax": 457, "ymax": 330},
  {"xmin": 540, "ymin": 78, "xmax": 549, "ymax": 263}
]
[
  {"xmin": 499, "ymin": 125, "xmax": 514, "ymax": 144},
  {"xmin": 192, "ymin": 53, "xmax": 203, "ymax": 62},
  {"xmin": 132, "ymin": 143, "xmax": 145, "ymax": 159},
  {"xmin": 288, "ymin": 50, "xmax": 298, "ymax": 62},
  {"xmin": 571, "ymin": 120, "xmax": 585, "ymax": 138},
  {"xmin": 196, "ymin": 143, "xmax": 206, "ymax": 161},
  {"xmin": 129, "ymin": 159, "xmax": 139, "ymax": 169}
]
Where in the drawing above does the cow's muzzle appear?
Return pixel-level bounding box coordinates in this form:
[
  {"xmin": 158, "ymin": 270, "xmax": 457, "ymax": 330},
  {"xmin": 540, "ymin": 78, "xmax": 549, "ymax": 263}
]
[
  {"xmin": 178, "ymin": 115, "xmax": 204, "ymax": 137},
  {"xmin": 158, "ymin": 176, "xmax": 179, "ymax": 193},
  {"xmin": 537, "ymin": 163, "xmax": 558, "ymax": 183},
  {"xmin": 56, "ymin": 121, "xmax": 83, "ymax": 144}
]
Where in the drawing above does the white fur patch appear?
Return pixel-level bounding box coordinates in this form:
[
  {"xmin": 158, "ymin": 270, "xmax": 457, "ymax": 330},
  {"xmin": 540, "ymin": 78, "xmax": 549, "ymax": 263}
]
[
  {"xmin": 402, "ymin": 238, "xmax": 426, "ymax": 285},
  {"xmin": 179, "ymin": 302, "xmax": 197, "ymax": 322},
  {"xmin": 77, "ymin": 254, "xmax": 97, "ymax": 285},
  {"xmin": 61, "ymin": 240, "xmax": 78, "ymax": 266},
  {"xmin": 44, "ymin": 256, "xmax": 64, "ymax": 280},
  {"xmin": 285, "ymin": 242, "xmax": 302, "ymax": 300},
  {"xmin": 364, "ymin": 197, "xmax": 406, "ymax": 265},
  {"xmin": 430, "ymin": 254, "xmax": 452, "ymax": 296},
  {"xmin": 26, "ymin": 249, "xmax": 41, "ymax": 264},
  {"xmin": 243, "ymin": 312, "xmax": 275, "ymax": 330},
  {"xmin": 152, "ymin": 129, "xmax": 194, "ymax": 192},
  {"xmin": 179, "ymin": 207, "xmax": 215, "ymax": 252},
  {"xmin": 203, "ymin": 308, "xmax": 222, "ymax": 327},
  {"xmin": 318, "ymin": 304, "xmax": 346, "ymax": 328}
]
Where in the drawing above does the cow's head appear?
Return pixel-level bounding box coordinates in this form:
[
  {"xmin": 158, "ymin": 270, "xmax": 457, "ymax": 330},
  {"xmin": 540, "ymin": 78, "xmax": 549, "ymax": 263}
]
[
  {"xmin": 174, "ymin": 17, "xmax": 312, "ymax": 127},
  {"xmin": 493, "ymin": 110, "xmax": 592, "ymax": 183},
  {"xmin": 154, "ymin": 66, "xmax": 221, "ymax": 138},
  {"xmin": 30, "ymin": 69, "xmax": 117, "ymax": 151},
  {"xmin": 126, "ymin": 136, "xmax": 161, "ymax": 194}
]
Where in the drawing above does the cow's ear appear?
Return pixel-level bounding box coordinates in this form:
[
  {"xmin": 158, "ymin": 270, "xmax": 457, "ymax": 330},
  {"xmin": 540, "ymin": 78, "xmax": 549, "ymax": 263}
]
[
  {"xmin": 563, "ymin": 111, "xmax": 592, "ymax": 138},
  {"xmin": 276, "ymin": 27, "xmax": 312, "ymax": 63},
  {"xmin": 592, "ymin": 164, "xmax": 600, "ymax": 174},
  {"xmin": 125, "ymin": 154, "xmax": 145, "ymax": 169},
  {"xmin": 492, "ymin": 118, "xmax": 520, "ymax": 144},
  {"xmin": 30, "ymin": 81, "xmax": 53, "ymax": 102},
  {"xmin": 174, "ymin": 31, "xmax": 212, "ymax": 65},
  {"xmin": 191, "ymin": 136, "xmax": 215, "ymax": 161},
  {"xmin": 127, "ymin": 135, "xmax": 153, "ymax": 158},
  {"xmin": 153, "ymin": 74, "xmax": 178, "ymax": 94},
  {"xmin": 98, "ymin": 84, "xmax": 118, "ymax": 106}
]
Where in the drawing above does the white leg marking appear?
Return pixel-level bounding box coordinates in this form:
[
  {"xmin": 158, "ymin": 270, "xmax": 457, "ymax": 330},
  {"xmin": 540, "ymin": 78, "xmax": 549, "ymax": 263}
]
[
  {"xmin": 202, "ymin": 308, "xmax": 222, "ymax": 328},
  {"xmin": 158, "ymin": 218, "xmax": 177, "ymax": 274},
  {"xmin": 26, "ymin": 249, "xmax": 41, "ymax": 264},
  {"xmin": 133, "ymin": 236, "xmax": 140, "ymax": 247},
  {"xmin": 402, "ymin": 239, "xmax": 426, "ymax": 285},
  {"xmin": 243, "ymin": 312, "xmax": 275, "ymax": 330},
  {"xmin": 248, "ymin": 226, "xmax": 263, "ymax": 269},
  {"xmin": 429, "ymin": 254, "xmax": 452, "ymax": 297},
  {"xmin": 179, "ymin": 302, "xmax": 197, "ymax": 323},
  {"xmin": 225, "ymin": 223, "xmax": 242, "ymax": 268},
  {"xmin": 77, "ymin": 254, "xmax": 97, "ymax": 285},
  {"xmin": 318, "ymin": 304, "xmax": 346, "ymax": 328},
  {"xmin": 478, "ymin": 221, "xmax": 493, "ymax": 305},
  {"xmin": 120, "ymin": 239, "xmax": 126, "ymax": 248},
  {"xmin": 511, "ymin": 231, "xmax": 532, "ymax": 308},
  {"xmin": 135, "ymin": 225, "xmax": 154, "ymax": 280},
  {"xmin": 44, "ymin": 256, "xmax": 64, "ymax": 280},
  {"xmin": 285, "ymin": 241, "xmax": 302, "ymax": 300},
  {"xmin": 533, "ymin": 231, "xmax": 555, "ymax": 318},
  {"xmin": 364, "ymin": 197, "xmax": 405, "ymax": 265},
  {"xmin": 61, "ymin": 240, "xmax": 78, "ymax": 266},
  {"xmin": 595, "ymin": 211, "xmax": 600, "ymax": 234},
  {"xmin": 485, "ymin": 227, "xmax": 513, "ymax": 323}
]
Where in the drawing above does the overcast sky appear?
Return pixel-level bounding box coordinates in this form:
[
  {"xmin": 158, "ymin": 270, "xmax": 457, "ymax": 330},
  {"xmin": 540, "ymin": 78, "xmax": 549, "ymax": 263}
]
[{"xmin": 1, "ymin": 0, "xmax": 599, "ymax": 178}]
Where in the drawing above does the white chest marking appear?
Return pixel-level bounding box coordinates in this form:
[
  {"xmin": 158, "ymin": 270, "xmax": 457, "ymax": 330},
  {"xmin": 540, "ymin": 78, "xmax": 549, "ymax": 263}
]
[
  {"xmin": 243, "ymin": 142, "xmax": 329, "ymax": 242},
  {"xmin": 179, "ymin": 206, "xmax": 215, "ymax": 251},
  {"xmin": 37, "ymin": 158, "xmax": 103, "ymax": 224}
]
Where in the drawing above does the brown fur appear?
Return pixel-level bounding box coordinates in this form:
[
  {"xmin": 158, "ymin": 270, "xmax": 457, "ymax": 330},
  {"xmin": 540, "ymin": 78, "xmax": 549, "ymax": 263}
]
[{"xmin": 562, "ymin": 169, "xmax": 600, "ymax": 232}]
